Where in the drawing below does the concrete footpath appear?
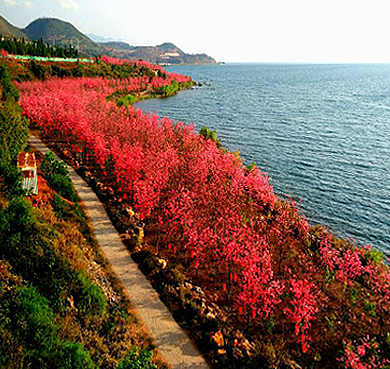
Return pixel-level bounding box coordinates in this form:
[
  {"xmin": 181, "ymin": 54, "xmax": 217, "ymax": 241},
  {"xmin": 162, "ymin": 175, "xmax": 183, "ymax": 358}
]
[{"xmin": 29, "ymin": 135, "xmax": 210, "ymax": 369}]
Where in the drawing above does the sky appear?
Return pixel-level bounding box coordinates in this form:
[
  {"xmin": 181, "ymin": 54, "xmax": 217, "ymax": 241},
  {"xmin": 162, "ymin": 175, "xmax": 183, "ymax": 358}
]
[{"xmin": 1, "ymin": 0, "xmax": 390, "ymax": 63}]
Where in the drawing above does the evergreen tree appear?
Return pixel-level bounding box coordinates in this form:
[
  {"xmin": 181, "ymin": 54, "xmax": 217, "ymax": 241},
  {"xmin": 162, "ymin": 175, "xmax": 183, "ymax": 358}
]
[{"xmin": 0, "ymin": 35, "xmax": 78, "ymax": 58}]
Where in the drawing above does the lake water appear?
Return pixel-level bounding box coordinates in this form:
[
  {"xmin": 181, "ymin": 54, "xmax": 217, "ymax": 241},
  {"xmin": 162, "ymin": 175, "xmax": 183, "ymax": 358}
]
[{"xmin": 136, "ymin": 63, "xmax": 390, "ymax": 255}]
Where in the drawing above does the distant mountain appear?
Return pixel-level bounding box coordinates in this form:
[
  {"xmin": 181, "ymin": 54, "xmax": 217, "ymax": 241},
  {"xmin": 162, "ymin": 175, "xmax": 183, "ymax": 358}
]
[
  {"xmin": 23, "ymin": 18, "xmax": 103, "ymax": 57},
  {"xmin": 0, "ymin": 14, "xmax": 216, "ymax": 64},
  {"xmin": 0, "ymin": 15, "xmax": 27, "ymax": 39},
  {"xmin": 87, "ymin": 33, "xmax": 126, "ymax": 43},
  {"xmin": 105, "ymin": 41, "xmax": 216, "ymax": 65},
  {"xmin": 157, "ymin": 42, "xmax": 184, "ymax": 53},
  {"xmin": 156, "ymin": 43, "xmax": 216, "ymax": 65},
  {"xmin": 101, "ymin": 41, "xmax": 134, "ymax": 50}
]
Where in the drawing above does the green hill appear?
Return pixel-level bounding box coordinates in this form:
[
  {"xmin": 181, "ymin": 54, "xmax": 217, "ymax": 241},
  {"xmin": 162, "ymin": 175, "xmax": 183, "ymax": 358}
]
[
  {"xmin": 23, "ymin": 18, "xmax": 103, "ymax": 57},
  {"xmin": 100, "ymin": 41, "xmax": 134, "ymax": 50},
  {"xmin": 0, "ymin": 15, "xmax": 27, "ymax": 39}
]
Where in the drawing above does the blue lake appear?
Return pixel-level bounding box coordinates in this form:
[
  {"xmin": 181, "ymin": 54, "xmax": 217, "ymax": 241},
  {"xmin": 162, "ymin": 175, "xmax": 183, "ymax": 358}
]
[{"xmin": 136, "ymin": 63, "xmax": 390, "ymax": 255}]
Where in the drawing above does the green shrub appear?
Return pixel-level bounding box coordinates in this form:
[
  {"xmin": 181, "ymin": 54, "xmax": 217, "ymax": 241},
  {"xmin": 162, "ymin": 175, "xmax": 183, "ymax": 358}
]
[
  {"xmin": 0, "ymin": 196, "xmax": 37, "ymax": 234},
  {"xmin": 0, "ymin": 103, "xmax": 29, "ymax": 160},
  {"xmin": 117, "ymin": 94, "xmax": 136, "ymax": 108},
  {"xmin": 49, "ymin": 173, "xmax": 78, "ymax": 202},
  {"xmin": 74, "ymin": 272, "xmax": 106, "ymax": 317},
  {"xmin": 41, "ymin": 152, "xmax": 69, "ymax": 177},
  {"xmin": 53, "ymin": 193, "xmax": 73, "ymax": 220},
  {"xmin": 11, "ymin": 285, "xmax": 59, "ymax": 355},
  {"xmin": 247, "ymin": 162, "xmax": 257, "ymax": 171},
  {"xmin": 0, "ymin": 65, "xmax": 29, "ymax": 182},
  {"xmin": 41, "ymin": 153, "xmax": 78, "ymax": 202},
  {"xmin": 0, "ymin": 63, "xmax": 20, "ymax": 102},
  {"xmin": 364, "ymin": 248, "xmax": 384, "ymax": 266},
  {"xmin": 199, "ymin": 126, "xmax": 221, "ymax": 147},
  {"xmin": 0, "ymin": 198, "xmax": 78, "ymax": 311},
  {"xmin": 29, "ymin": 60, "xmax": 47, "ymax": 80},
  {"xmin": 116, "ymin": 346, "xmax": 157, "ymax": 369},
  {"xmin": 52, "ymin": 192, "xmax": 86, "ymax": 222},
  {"xmin": 1, "ymin": 283, "xmax": 96, "ymax": 369},
  {"xmin": 51, "ymin": 65, "xmax": 72, "ymax": 78},
  {"xmin": 0, "ymin": 97, "xmax": 29, "ymax": 156},
  {"xmin": 29, "ymin": 60, "xmax": 51, "ymax": 80},
  {"xmin": 58, "ymin": 341, "xmax": 96, "ymax": 369},
  {"xmin": 363, "ymin": 299, "xmax": 377, "ymax": 317},
  {"xmin": 0, "ymin": 233, "xmax": 74, "ymax": 311},
  {"xmin": 154, "ymin": 80, "xmax": 179, "ymax": 97},
  {"xmin": 0, "ymin": 261, "xmax": 24, "ymax": 368},
  {"xmin": 0, "ymin": 162, "xmax": 24, "ymax": 197},
  {"xmin": 72, "ymin": 65, "xmax": 85, "ymax": 78}
]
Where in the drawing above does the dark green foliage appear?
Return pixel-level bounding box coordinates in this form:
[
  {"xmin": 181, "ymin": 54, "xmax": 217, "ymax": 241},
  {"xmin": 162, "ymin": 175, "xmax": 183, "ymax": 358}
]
[
  {"xmin": 41, "ymin": 152, "xmax": 78, "ymax": 202},
  {"xmin": 0, "ymin": 195, "xmax": 106, "ymax": 316},
  {"xmin": 364, "ymin": 248, "xmax": 384, "ymax": 266},
  {"xmin": 0, "ymin": 101, "xmax": 29, "ymax": 160},
  {"xmin": 74, "ymin": 272, "xmax": 106, "ymax": 317},
  {"xmin": 116, "ymin": 347, "xmax": 157, "ymax": 369},
  {"xmin": 139, "ymin": 66, "xmax": 156, "ymax": 79},
  {"xmin": 0, "ymin": 64, "xmax": 29, "ymax": 162},
  {"xmin": 58, "ymin": 341, "xmax": 96, "ymax": 369},
  {"xmin": 52, "ymin": 191, "xmax": 84, "ymax": 221},
  {"xmin": 0, "ymin": 196, "xmax": 36, "ymax": 231},
  {"xmin": 53, "ymin": 193, "xmax": 73, "ymax": 220},
  {"xmin": 0, "ymin": 63, "xmax": 20, "ymax": 102},
  {"xmin": 109, "ymin": 63, "xmax": 135, "ymax": 79},
  {"xmin": 199, "ymin": 126, "xmax": 221, "ymax": 147},
  {"xmin": 117, "ymin": 94, "xmax": 136, "ymax": 108},
  {"xmin": 10, "ymin": 284, "xmax": 61, "ymax": 364},
  {"xmin": 49, "ymin": 172, "xmax": 78, "ymax": 202},
  {"xmin": 41, "ymin": 152, "xmax": 69, "ymax": 177},
  {"xmin": 247, "ymin": 162, "xmax": 257, "ymax": 171},
  {"xmin": 0, "ymin": 63, "xmax": 29, "ymax": 200},
  {"xmin": 0, "ymin": 282, "xmax": 95, "ymax": 369},
  {"xmin": 29, "ymin": 59, "xmax": 47, "ymax": 80},
  {"xmin": 51, "ymin": 64, "xmax": 72, "ymax": 78},
  {"xmin": 40, "ymin": 153, "xmax": 106, "ymax": 316},
  {"xmin": 0, "ymin": 162, "xmax": 24, "ymax": 196},
  {"xmin": 0, "ymin": 35, "xmax": 78, "ymax": 58},
  {"xmin": 0, "ymin": 192, "xmax": 148, "ymax": 367},
  {"xmin": 3, "ymin": 55, "xmax": 159, "ymax": 81},
  {"xmin": 0, "ymin": 200, "xmax": 72, "ymax": 311},
  {"xmin": 154, "ymin": 80, "xmax": 179, "ymax": 97},
  {"xmin": 73, "ymin": 64, "xmax": 85, "ymax": 77}
]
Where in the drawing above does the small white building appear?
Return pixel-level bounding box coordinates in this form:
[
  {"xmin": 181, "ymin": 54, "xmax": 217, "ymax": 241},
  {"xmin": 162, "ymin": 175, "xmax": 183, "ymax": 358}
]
[{"xmin": 17, "ymin": 152, "xmax": 38, "ymax": 195}]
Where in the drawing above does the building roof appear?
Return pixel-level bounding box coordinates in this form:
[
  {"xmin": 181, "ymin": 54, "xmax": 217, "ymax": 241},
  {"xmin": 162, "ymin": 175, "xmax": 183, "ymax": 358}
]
[{"xmin": 17, "ymin": 152, "xmax": 37, "ymax": 170}]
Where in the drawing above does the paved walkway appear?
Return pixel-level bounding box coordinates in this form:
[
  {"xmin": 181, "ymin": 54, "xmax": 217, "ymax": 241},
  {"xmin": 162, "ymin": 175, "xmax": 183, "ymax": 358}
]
[{"xmin": 29, "ymin": 135, "xmax": 210, "ymax": 369}]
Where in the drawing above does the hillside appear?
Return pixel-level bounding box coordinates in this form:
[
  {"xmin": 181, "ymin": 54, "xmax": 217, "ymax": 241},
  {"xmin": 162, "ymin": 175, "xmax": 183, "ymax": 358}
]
[
  {"xmin": 23, "ymin": 17, "xmax": 103, "ymax": 57},
  {"xmin": 0, "ymin": 14, "xmax": 27, "ymax": 39},
  {"xmin": 101, "ymin": 41, "xmax": 134, "ymax": 50},
  {"xmin": 0, "ymin": 60, "xmax": 169, "ymax": 369},
  {"xmin": 101, "ymin": 41, "xmax": 216, "ymax": 64}
]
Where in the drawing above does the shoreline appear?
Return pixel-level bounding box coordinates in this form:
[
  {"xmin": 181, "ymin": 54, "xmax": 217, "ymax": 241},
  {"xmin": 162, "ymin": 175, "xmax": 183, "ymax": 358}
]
[{"xmin": 16, "ymin": 60, "xmax": 390, "ymax": 368}]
